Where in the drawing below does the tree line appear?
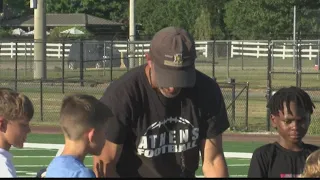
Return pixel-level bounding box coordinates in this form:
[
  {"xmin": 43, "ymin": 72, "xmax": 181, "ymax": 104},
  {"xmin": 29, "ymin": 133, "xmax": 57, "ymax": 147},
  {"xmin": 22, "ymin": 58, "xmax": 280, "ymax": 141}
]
[{"xmin": 3, "ymin": 0, "xmax": 320, "ymax": 40}]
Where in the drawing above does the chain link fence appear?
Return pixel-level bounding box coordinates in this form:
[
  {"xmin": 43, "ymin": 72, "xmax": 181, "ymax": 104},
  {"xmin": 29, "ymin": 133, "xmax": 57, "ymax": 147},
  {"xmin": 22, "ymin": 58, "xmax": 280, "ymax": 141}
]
[
  {"xmin": 0, "ymin": 39, "xmax": 275, "ymax": 86},
  {"xmin": 4, "ymin": 38, "xmax": 320, "ymax": 134},
  {"xmin": 267, "ymin": 39, "xmax": 320, "ymax": 135},
  {"xmin": 219, "ymin": 81, "xmax": 249, "ymax": 132},
  {"xmin": 0, "ymin": 78, "xmax": 250, "ymax": 132},
  {"xmin": 0, "ymin": 39, "xmax": 273, "ymax": 87}
]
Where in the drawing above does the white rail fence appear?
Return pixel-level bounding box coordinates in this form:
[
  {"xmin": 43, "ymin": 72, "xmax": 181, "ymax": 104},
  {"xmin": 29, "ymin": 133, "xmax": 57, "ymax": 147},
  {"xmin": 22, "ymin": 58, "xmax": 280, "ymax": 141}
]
[
  {"xmin": 231, "ymin": 40, "xmax": 320, "ymax": 60},
  {"xmin": 1, "ymin": 40, "xmax": 320, "ymax": 60},
  {"xmin": 0, "ymin": 41, "xmax": 208, "ymax": 59}
]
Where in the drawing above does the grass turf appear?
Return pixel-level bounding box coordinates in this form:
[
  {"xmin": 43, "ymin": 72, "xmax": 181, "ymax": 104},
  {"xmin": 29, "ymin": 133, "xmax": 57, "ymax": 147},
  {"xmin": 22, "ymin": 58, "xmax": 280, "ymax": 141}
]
[{"xmin": 12, "ymin": 134, "xmax": 263, "ymax": 177}]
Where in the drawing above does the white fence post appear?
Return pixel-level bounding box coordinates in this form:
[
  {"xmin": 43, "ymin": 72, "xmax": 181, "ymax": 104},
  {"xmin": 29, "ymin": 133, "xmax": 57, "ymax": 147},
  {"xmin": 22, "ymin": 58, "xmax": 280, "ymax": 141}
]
[
  {"xmin": 231, "ymin": 43, "xmax": 234, "ymax": 58},
  {"xmin": 309, "ymin": 43, "xmax": 312, "ymax": 60},
  {"xmin": 58, "ymin": 43, "xmax": 61, "ymax": 58},
  {"xmin": 283, "ymin": 43, "xmax": 286, "ymax": 60},
  {"xmin": 257, "ymin": 42, "xmax": 260, "ymax": 58},
  {"xmin": 29, "ymin": 43, "xmax": 33, "ymax": 56},
  {"xmin": 205, "ymin": 42, "xmax": 208, "ymax": 58},
  {"xmin": 10, "ymin": 42, "xmax": 14, "ymax": 58}
]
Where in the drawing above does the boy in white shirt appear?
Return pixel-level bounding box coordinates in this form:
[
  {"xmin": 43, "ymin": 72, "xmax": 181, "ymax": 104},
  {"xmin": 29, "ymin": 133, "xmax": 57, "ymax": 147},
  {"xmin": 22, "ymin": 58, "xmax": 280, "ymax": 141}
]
[{"xmin": 0, "ymin": 88, "xmax": 34, "ymax": 177}]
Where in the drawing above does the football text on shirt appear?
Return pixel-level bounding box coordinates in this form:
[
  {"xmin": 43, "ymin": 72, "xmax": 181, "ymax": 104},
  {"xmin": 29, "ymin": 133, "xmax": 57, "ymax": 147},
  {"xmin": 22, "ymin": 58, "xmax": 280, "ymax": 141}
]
[{"xmin": 137, "ymin": 117, "xmax": 199, "ymax": 158}]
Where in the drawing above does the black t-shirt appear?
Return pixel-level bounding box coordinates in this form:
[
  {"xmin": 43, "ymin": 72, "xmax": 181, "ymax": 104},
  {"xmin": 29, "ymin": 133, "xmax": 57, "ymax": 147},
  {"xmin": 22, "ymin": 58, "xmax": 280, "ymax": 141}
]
[
  {"xmin": 100, "ymin": 65, "xmax": 230, "ymax": 177},
  {"xmin": 248, "ymin": 142, "xmax": 319, "ymax": 178}
]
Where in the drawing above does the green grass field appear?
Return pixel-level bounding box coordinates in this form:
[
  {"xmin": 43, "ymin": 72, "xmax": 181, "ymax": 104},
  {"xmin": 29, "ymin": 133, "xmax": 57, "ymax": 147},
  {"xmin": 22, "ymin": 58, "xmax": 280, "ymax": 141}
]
[{"xmin": 12, "ymin": 134, "xmax": 266, "ymax": 178}]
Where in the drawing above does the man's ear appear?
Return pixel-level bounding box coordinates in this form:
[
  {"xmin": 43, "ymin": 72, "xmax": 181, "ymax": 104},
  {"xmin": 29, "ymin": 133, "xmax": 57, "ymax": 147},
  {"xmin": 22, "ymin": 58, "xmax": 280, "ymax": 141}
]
[
  {"xmin": 0, "ymin": 117, "xmax": 7, "ymax": 132},
  {"xmin": 145, "ymin": 53, "xmax": 152, "ymax": 67}
]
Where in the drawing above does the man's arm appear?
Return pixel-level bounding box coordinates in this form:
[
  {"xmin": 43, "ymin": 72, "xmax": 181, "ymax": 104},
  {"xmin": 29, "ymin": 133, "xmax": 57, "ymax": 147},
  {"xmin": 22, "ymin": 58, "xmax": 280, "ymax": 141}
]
[
  {"xmin": 200, "ymin": 134, "xmax": 229, "ymax": 178},
  {"xmin": 93, "ymin": 140, "xmax": 123, "ymax": 177},
  {"xmin": 95, "ymin": 82, "xmax": 131, "ymax": 177},
  {"xmin": 198, "ymin": 80, "xmax": 230, "ymax": 177}
]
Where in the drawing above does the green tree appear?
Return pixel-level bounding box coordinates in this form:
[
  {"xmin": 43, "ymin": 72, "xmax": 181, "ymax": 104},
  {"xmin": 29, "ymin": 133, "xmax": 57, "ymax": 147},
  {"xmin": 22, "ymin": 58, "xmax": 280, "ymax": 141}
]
[
  {"xmin": 165, "ymin": 0, "xmax": 200, "ymax": 34},
  {"xmin": 3, "ymin": 0, "xmax": 31, "ymax": 18},
  {"xmin": 46, "ymin": 0, "xmax": 75, "ymax": 13},
  {"xmin": 135, "ymin": 0, "xmax": 171, "ymax": 36},
  {"xmin": 135, "ymin": 0, "xmax": 228, "ymax": 40},
  {"xmin": 224, "ymin": 0, "xmax": 320, "ymax": 40},
  {"xmin": 46, "ymin": 0, "xmax": 128, "ymax": 22},
  {"xmin": 194, "ymin": 8, "xmax": 214, "ymax": 40},
  {"xmin": 196, "ymin": 0, "xmax": 229, "ymax": 39}
]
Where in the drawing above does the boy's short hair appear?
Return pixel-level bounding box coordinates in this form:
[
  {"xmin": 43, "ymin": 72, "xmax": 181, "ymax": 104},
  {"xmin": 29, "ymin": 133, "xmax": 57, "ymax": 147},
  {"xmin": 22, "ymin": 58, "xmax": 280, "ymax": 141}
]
[
  {"xmin": 301, "ymin": 149, "xmax": 320, "ymax": 178},
  {"xmin": 0, "ymin": 88, "xmax": 34, "ymax": 121},
  {"xmin": 59, "ymin": 94, "xmax": 113, "ymax": 140},
  {"xmin": 267, "ymin": 86, "xmax": 315, "ymax": 116}
]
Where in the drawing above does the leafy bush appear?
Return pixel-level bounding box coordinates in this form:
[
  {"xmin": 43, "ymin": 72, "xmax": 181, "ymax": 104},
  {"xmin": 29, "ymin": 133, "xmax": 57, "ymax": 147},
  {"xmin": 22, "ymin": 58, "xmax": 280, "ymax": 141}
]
[{"xmin": 0, "ymin": 28, "xmax": 12, "ymax": 38}]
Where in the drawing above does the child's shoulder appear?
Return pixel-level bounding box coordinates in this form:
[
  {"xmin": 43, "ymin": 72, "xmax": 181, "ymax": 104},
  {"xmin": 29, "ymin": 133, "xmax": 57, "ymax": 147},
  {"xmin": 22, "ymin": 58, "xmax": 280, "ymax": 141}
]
[
  {"xmin": 253, "ymin": 143, "xmax": 277, "ymax": 153},
  {"xmin": 303, "ymin": 143, "xmax": 319, "ymax": 151},
  {"xmin": 252, "ymin": 143, "xmax": 277, "ymax": 157},
  {"xmin": 46, "ymin": 155, "xmax": 94, "ymax": 178},
  {"xmin": 0, "ymin": 149, "xmax": 14, "ymax": 167},
  {"xmin": 0, "ymin": 149, "xmax": 12, "ymax": 161}
]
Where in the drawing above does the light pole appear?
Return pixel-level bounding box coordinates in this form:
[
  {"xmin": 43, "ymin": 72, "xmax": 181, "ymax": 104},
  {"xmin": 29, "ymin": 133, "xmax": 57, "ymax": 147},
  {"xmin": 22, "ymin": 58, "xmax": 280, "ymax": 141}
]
[
  {"xmin": 293, "ymin": 5, "xmax": 296, "ymax": 69},
  {"xmin": 129, "ymin": 0, "xmax": 135, "ymax": 69},
  {"xmin": 32, "ymin": 0, "xmax": 47, "ymax": 79}
]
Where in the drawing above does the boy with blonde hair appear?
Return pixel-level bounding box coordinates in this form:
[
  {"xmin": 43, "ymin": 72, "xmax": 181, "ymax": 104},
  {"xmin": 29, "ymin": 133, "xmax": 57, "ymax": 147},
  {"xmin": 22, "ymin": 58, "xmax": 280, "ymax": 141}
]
[
  {"xmin": 45, "ymin": 94, "xmax": 113, "ymax": 178},
  {"xmin": 0, "ymin": 88, "xmax": 34, "ymax": 177},
  {"xmin": 301, "ymin": 149, "xmax": 320, "ymax": 178}
]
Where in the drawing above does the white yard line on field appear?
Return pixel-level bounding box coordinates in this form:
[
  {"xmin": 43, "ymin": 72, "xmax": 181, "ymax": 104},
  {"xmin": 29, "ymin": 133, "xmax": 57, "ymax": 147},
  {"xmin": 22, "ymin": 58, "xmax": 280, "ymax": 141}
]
[
  {"xmin": 16, "ymin": 164, "xmax": 94, "ymax": 168},
  {"xmin": 228, "ymin": 164, "xmax": 249, "ymax": 167},
  {"xmin": 26, "ymin": 172, "xmax": 37, "ymax": 175},
  {"xmin": 16, "ymin": 171, "xmax": 30, "ymax": 173},
  {"xmin": 16, "ymin": 165, "xmax": 49, "ymax": 167},
  {"xmin": 14, "ymin": 155, "xmax": 93, "ymax": 158},
  {"xmin": 11, "ymin": 148, "xmax": 56, "ymax": 151},
  {"xmin": 15, "ymin": 156, "xmax": 55, "ymax": 158}
]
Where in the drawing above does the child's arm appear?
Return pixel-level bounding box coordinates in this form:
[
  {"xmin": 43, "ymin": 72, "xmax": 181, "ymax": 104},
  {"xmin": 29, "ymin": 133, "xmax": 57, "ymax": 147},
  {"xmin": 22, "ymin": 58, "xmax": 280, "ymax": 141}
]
[{"xmin": 247, "ymin": 149, "xmax": 268, "ymax": 178}]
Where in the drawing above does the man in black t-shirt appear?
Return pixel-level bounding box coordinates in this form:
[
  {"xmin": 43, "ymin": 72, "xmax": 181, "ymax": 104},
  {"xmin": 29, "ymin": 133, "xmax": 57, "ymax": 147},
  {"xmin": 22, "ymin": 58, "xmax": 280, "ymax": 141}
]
[
  {"xmin": 248, "ymin": 87, "xmax": 319, "ymax": 178},
  {"xmin": 93, "ymin": 27, "xmax": 230, "ymax": 178}
]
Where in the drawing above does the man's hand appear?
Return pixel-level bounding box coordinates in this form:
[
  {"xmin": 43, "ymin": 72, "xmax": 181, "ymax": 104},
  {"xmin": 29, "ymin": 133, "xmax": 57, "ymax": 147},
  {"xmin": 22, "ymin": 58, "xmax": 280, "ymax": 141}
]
[
  {"xmin": 200, "ymin": 134, "xmax": 229, "ymax": 177},
  {"xmin": 93, "ymin": 140, "xmax": 123, "ymax": 177},
  {"xmin": 95, "ymin": 159, "xmax": 106, "ymax": 178}
]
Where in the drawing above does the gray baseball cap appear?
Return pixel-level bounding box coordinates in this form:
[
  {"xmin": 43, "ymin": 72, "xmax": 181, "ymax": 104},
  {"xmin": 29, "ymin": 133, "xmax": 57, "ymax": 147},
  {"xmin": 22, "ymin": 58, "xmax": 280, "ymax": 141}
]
[{"xmin": 149, "ymin": 27, "xmax": 197, "ymax": 88}]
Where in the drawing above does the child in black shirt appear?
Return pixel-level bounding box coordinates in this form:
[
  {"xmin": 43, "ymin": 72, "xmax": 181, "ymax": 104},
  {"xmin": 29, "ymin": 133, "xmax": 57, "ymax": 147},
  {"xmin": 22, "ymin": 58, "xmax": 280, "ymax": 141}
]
[{"xmin": 248, "ymin": 86, "xmax": 319, "ymax": 178}]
